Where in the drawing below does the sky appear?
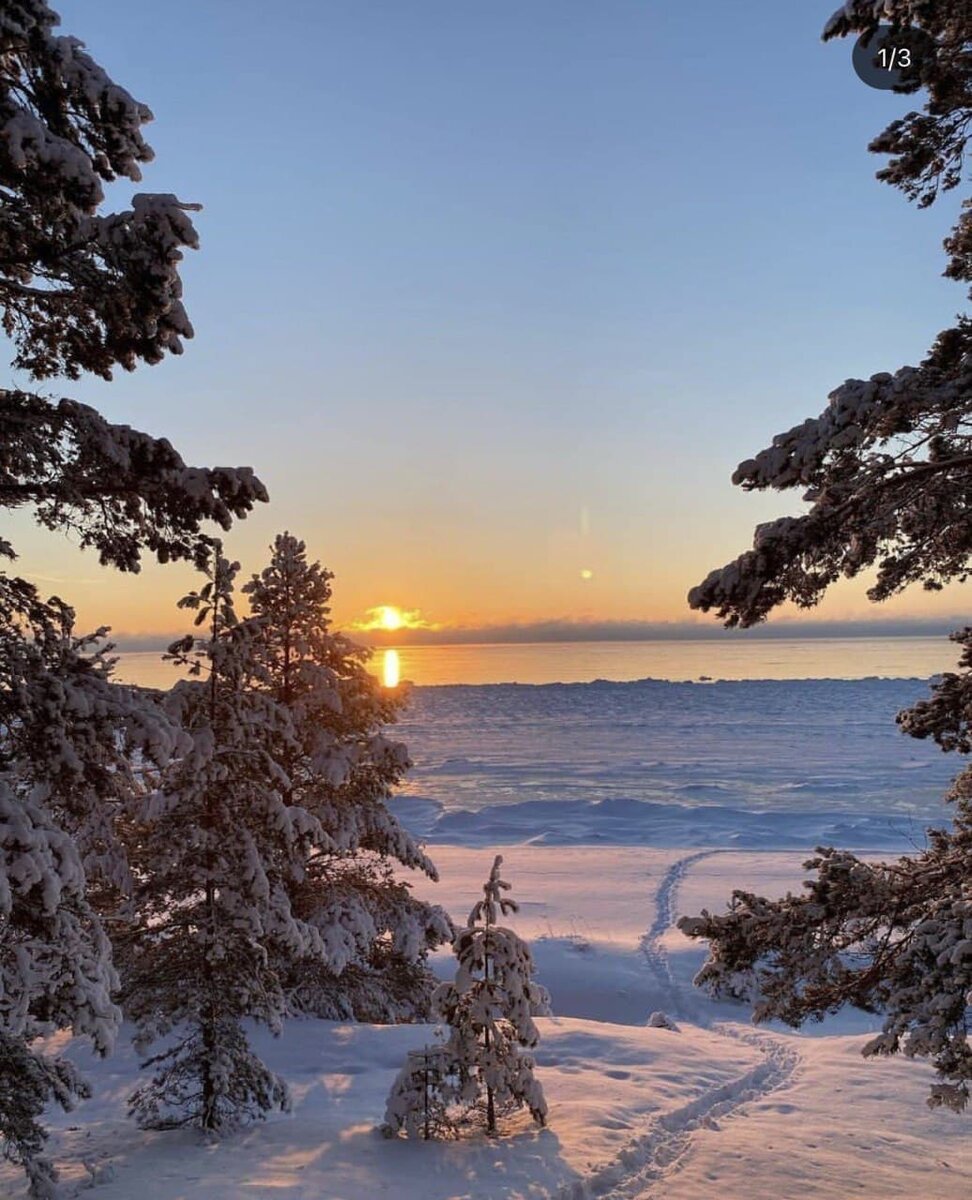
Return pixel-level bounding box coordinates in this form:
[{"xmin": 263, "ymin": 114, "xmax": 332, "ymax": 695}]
[{"xmin": 9, "ymin": 1, "xmax": 970, "ymax": 642}]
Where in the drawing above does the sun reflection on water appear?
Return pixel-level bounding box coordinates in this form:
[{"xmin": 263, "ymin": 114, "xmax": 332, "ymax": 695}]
[{"xmin": 382, "ymin": 648, "xmax": 401, "ymax": 688}]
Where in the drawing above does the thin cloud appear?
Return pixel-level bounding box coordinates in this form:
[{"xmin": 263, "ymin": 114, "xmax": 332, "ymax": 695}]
[
  {"xmin": 110, "ymin": 614, "xmax": 969, "ymax": 653},
  {"xmin": 346, "ymin": 615, "xmax": 969, "ymax": 646}
]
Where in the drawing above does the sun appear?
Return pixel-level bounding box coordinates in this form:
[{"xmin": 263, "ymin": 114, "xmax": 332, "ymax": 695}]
[
  {"xmin": 351, "ymin": 604, "xmax": 436, "ymax": 635},
  {"xmin": 379, "ymin": 605, "xmax": 403, "ymax": 631}
]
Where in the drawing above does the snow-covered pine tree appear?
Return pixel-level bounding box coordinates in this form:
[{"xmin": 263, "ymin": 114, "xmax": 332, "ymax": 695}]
[
  {"xmin": 690, "ymin": 0, "xmax": 972, "ymax": 629},
  {"xmin": 0, "ymin": 0, "xmax": 198, "ymax": 380},
  {"xmin": 385, "ymin": 855, "xmax": 549, "ymax": 1137},
  {"xmin": 0, "ymin": 579, "xmax": 185, "ymax": 1195},
  {"xmin": 681, "ymin": 629, "xmax": 972, "ymax": 1111},
  {"xmin": 0, "ymin": 776, "xmax": 104, "ymax": 1200},
  {"xmin": 125, "ymin": 548, "xmax": 328, "ymax": 1133},
  {"xmin": 681, "ymin": 1, "xmax": 972, "ymax": 1111},
  {"xmin": 0, "ymin": 0, "xmax": 267, "ymax": 584},
  {"xmin": 381, "ymin": 1042, "xmax": 457, "ymax": 1140},
  {"xmin": 0, "ymin": 4, "xmax": 267, "ymax": 1188},
  {"xmin": 242, "ymin": 533, "xmax": 451, "ymax": 1022}
]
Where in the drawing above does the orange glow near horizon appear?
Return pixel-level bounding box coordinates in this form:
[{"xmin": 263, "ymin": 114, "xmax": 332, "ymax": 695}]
[{"xmin": 23, "ymin": 533, "xmax": 972, "ymax": 647}]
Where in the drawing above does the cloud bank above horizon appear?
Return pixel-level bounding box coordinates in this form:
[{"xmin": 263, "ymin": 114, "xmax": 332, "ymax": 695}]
[{"xmin": 110, "ymin": 615, "xmax": 969, "ymax": 653}]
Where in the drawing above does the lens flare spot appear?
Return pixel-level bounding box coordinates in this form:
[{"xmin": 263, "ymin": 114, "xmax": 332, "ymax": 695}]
[{"xmin": 382, "ymin": 648, "xmax": 401, "ymax": 688}]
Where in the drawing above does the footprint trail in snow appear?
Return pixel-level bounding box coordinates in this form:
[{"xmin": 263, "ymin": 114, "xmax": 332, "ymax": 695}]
[
  {"xmin": 559, "ymin": 851, "xmax": 801, "ymax": 1199},
  {"xmin": 638, "ymin": 850, "xmax": 718, "ymax": 1023}
]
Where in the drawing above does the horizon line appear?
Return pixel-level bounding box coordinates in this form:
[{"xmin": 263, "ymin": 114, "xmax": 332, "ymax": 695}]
[{"xmin": 109, "ymin": 616, "xmax": 969, "ymax": 653}]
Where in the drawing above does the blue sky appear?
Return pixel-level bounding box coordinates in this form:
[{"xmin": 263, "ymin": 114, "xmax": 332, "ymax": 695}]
[{"xmin": 13, "ymin": 1, "xmax": 967, "ymax": 638}]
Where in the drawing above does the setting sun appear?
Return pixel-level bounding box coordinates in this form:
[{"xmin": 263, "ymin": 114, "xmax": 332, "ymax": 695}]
[
  {"xmin": 351, "ymin": 605, "xmax": 437, "ymax": 635},
  {"xmin": 379, "ymin": 606, "xmax": 403, "ymax": 631}
]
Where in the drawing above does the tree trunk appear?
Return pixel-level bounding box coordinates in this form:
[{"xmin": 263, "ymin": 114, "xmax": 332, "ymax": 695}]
[
  {"xmin": 486, "ymin": 1074, "xmax": 496, "ymax": 1135},
  {"xmin": 201, "ymin": 559, "xmax": 221, "ymax": 1131},
  {"xmin": 484, "ymin": 914, "xmax": 495, "ymax": 1134},
  {"xmin": 201, "ymin": 927, "xmax": 218, "ymax": 1131}
]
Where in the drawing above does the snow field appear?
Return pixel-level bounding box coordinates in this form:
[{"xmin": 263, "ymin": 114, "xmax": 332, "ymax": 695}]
[
  {"xmin": 651, "ymin": 1032, "xmax": 972, "ymax": 1200},
  {"xmin": 5, "ymin": 845, "xmax": 967, "ymax": 1198},
  {"xmin": 0, "ymin": 1018, "xmax": 763, "ymax": 1200}
]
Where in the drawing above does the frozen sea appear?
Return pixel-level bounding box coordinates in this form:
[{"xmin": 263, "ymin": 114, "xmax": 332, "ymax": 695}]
[
  {"xmin": 390, "ymin": 675, "xmax": 956, "ymax": 851},
  {"xmin": 116, "ymin": 637, "xmax": 960, "ymax": 853}
]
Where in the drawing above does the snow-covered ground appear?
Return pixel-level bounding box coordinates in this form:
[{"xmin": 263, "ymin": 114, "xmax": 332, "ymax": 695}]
[
  {"xmin": 5, "ymin": 680, "xmax": 969, "ymax": 1198},
  {"xmin": 8, "ymin": 846, "xmax": 969, "ymax": 1199}
]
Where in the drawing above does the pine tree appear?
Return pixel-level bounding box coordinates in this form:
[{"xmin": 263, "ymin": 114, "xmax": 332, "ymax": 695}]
[
  {"xmin": 0, "ymin": 0, "xmax": 199, "ymax": 380},
  {"xmin": 0, "ymin": 4, "xmax": 266, "ymax": 1188},
  {"xmin": 381, "ymin": 1042, "xmax": 457, "ymax": 1141},
  {"xmin": 124, "ymin": 549, "xmax": 328, "ymax": 1132},
  {"xmin": 385, "ymin": 856, "xmax": 549, "ymax": 1138},
  {"xmin": 0, "ymin": 0, "xmax": 267, "ymax": 585},
  {"xmin": 242, "ymin": 533, "xmax": 451, "ymax": 1022},
  {"xmin": 690, "ymin": 1, "xmax": 972, "ymax": 628},
  {"xmin": 2, "ymin": 389, "xmax": 267, "ymax": 574},
  {"xmin": 682, "ymin": 2, "xmax": 972, "ymax": 1110},
  {"xmin": 0, "ymin": 580, "xmax": 183, "ymax": 1194}
]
